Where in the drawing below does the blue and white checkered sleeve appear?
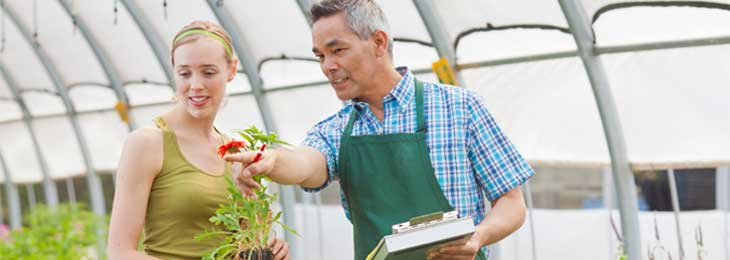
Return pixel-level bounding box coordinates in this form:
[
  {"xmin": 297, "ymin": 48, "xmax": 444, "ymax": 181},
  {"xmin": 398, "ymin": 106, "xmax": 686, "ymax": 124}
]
[
  {"xmin": 300, "ymin": 120, "xmax": 340, "ymax": 193},
  {"xmin": 465, "ymin": 91, "xmax": 535, "ymax": 201}
]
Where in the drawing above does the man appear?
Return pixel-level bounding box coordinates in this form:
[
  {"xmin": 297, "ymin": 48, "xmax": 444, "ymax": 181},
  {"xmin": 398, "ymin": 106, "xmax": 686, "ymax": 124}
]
[{"xmin": 225, "ymin": 0, "xmax": 534, "ymax": 259}]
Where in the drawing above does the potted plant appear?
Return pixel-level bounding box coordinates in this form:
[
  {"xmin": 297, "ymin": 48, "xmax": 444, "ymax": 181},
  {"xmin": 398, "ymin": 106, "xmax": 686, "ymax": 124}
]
[{"xmin": 197, "ymin": 126, "xmax": 297, "ymax": 260}]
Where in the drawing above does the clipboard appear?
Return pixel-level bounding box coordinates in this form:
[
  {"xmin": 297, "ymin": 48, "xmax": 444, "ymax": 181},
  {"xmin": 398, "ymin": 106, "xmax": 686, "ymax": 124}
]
[{"xmin": 366, "ymin": 211, "xmax": 475, "ymax": 260}]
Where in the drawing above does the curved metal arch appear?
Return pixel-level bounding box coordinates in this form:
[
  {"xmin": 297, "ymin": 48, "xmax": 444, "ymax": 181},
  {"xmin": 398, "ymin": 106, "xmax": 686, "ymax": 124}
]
[
  {"xmin": 19, "ymin": 88, "xmax": 59, "ymax": 95},
  {"xmin": 122, "ymin": 79, "xmax": 172, "ymax": 88},
  {"xmin": 593, "ymin": 1, "xmax": 730, "ymax": 24},
  {"xmin": 67, "ymin": 82, "xmax": 112, "ymax": 90},
  {"xmin": 412, "ymin": 0, "xmax": 466, "ymax": 87},
  {"xmin": 394, "ymin": 37, "xmax": 434, "ymax": 48},
  {"xmin": 2, "ymin": 4, "xmax": 106, "ymax": 219},
  {"xmin": 257, "ymin": 55, "xmax": 319, "ymax": 72},
  {"xmin": 0, "ymin": 150, "xmax": 21, "ymax": 229},
  {"xmin": 453, "ymin": 23, "xmax": 571, "ymax": 51},
  {"xmin": 119, "ymin": 0, "xmax": 174, "ymax": 88},
  {"xmin": 558, "ymin": 1, "xmax": 642, "ymax": 259},
  {"xmin": 0, "ymin": 62, "xmax": 59, "ymax": 210},
  {"xmin": 296, "ymin": 0, "xmax": 313, "ymax": 25},
  {"xmin": 57, "ymin": 0, "xmax": 136, "ymax": 131}
]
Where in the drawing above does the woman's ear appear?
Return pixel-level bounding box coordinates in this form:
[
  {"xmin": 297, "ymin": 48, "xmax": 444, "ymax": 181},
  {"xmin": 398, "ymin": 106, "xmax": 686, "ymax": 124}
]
[{"xmin": 227, "ymin": 58, "xmax": 239, "ymax": 82}]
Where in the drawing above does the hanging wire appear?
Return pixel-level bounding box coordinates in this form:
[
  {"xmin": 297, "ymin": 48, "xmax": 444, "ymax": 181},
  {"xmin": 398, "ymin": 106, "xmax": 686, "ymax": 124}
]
[
  {"xmin": 648, "ymin": 212, "xmax": 674, "ymax": 260},
  {"xmin": 113, "ymin": 0, "xmax": 118, "ymax": 25},
  {"xmin": 163, "ymin": 0, "xmax": 168, "ymax": 20},
  {"xmin": 70, "ymin": 0, "xmax": 78, "ymax": 35},
  {"xmin": 32, "ymin": 0, "xmax": 38, "ymax": 42},
  {"xmin": 609, "ymin": 215, "xmax": 628, "ymax": 260},
  {"xmin": 1, "ymin": 0, "xmax": 5, "ymax": 54},
  {"xmin": 695, "ymin": 222, "xmax": 706, "ymax": 260}
]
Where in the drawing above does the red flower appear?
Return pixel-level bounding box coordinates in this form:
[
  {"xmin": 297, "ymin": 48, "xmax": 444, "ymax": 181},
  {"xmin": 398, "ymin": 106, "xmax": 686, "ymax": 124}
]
[{"xmin": 218, "ymin": 140, "xmax": 246, "ymax": 158}]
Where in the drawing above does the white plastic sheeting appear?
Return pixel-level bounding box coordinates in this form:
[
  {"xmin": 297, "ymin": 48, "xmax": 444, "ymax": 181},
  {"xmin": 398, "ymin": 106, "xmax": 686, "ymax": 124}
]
[
  {"xmin": 463, "ymin": 58, "xmax": 611, "ymax": 168},
  {"xmin": 74, "ymin": 0, "xmax": 168, "ymax": 83},
  {"xmin": 11, "ymin": 0, "xmax": 108, "ymax": 87},
  {"xmin": 463, "ymin": 44, "xmax": 730, "ymax": 169},
  {"xmin": 0, "ymin": 122, "xmax": 43, "ymax": 183},
  {"xmin": 0, "ymin": 0, "xmax": 726, "ymax": 179}
]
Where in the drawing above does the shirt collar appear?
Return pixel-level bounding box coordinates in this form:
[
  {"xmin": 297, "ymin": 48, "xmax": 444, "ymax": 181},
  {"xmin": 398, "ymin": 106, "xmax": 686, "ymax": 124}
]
[{"xmin": 353, "ymin": 66, "xmax": 415, "ymax": 112}]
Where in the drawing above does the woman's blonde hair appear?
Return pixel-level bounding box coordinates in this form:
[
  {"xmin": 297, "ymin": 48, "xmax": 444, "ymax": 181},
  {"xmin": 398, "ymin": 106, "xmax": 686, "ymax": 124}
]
[{"xmin": 170, "ymin": 20, "xmax": 235, "ymax": 66}]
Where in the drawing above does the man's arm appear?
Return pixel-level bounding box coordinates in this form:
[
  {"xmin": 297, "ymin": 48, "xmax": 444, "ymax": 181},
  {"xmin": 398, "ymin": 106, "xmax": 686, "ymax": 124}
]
[
  {"xmin": 224, "ymin": 146, "xmax": 329, "ymax": 189},
  {"xmin": 475, "ymin": 187, "xmax": 527, "ymax": 245},
  {"xmin": 429, "ymin": 187, "xmax": 526, "ymax": 260},
  {"xmin": 430, "ymin": 90, "xmax": 533, "ymax": 259}
]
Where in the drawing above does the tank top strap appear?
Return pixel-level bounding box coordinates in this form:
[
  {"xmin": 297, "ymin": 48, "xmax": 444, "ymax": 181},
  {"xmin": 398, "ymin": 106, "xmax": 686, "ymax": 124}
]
[
  {"xmin": 154, "ymin": 116, "xmax": 184, "ymax": 174},
  {"xmin": 214, "ymin": 127, "xmax": 231, "ymax": 143},
  {"xmin": 154, "ymin": 116, "xmax": 170, "ymax": 131}
]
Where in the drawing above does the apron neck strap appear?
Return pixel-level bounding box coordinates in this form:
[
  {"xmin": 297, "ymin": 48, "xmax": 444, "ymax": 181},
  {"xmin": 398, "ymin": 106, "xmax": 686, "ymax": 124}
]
[
  {"xmin": 343, "ymin": 77, "xmax": 426, "ymax": 136},
  {"xmin": 415, "ymin": 79, "xmax": 425, "ymax": 133}
]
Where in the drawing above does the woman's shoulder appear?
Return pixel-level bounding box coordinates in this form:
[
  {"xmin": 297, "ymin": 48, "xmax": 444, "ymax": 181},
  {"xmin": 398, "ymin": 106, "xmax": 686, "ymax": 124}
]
[
  {"xmin": 122, "ymin": 127, "xmax": 164, "ymax": 162},
  {"xmin": 126, "ymin": 127, "xmax": 163, "ymax": 148},
  {"xmin": 118, "ymin": 126, "xmax": 164, "ymax": 178}
]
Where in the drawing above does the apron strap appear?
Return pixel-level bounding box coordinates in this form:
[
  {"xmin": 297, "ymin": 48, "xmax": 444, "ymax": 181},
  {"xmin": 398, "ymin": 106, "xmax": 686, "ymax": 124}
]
[
  {"xmin": 415, "ymin": 79, "xmax": 425, "ymax": 133},
  {"xmin": 343, "ymin": 77, "xmax": 426, "ymax": 136}
]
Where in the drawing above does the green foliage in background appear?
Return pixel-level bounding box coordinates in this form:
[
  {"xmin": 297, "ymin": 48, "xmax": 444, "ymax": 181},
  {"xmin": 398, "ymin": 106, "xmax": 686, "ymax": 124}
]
[{"xmin": 0, "ymin": 203, "xmax": 105, "ymax": 260}]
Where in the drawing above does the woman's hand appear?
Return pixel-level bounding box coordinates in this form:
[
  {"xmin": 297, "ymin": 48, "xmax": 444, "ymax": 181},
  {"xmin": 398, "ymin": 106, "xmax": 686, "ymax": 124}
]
[{"xmin": 268, "ymin": 238, "xmax": 290, "ymax": 260}]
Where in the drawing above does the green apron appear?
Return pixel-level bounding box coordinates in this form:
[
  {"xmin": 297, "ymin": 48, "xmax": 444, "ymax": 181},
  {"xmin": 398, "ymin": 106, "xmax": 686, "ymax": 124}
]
[{"xmin": 338, "ymin": 79, "xmax": 487, "ymax": 260}]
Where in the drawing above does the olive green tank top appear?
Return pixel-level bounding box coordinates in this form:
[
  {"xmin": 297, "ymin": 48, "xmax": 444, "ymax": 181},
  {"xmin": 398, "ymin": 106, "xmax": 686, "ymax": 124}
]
[{"xmin": 143, "ymin": 116, "xmax": 231, "ymax": 260}]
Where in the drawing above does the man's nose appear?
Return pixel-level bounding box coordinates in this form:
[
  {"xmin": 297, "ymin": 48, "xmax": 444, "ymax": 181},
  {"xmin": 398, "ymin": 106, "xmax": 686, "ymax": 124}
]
[{"xmin": 323, "ymin": 57, "xmax": 339, "ymax": 73}]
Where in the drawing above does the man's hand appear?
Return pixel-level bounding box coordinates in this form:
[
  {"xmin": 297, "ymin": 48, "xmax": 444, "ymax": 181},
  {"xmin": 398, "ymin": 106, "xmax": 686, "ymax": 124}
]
[
  {"xmin": 230, "ymin": 161, "xmax": 259, "ymax": 197},
  {"xmin": 225, "ymin": 150, "xmax": 277, "ymax": 197},
  {"xmin": 426, "ymin": 232, "xmax": 484, "ymax": 260}
]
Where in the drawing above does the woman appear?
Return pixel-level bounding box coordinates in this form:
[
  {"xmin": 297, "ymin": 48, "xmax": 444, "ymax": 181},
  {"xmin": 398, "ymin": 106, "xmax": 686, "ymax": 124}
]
[{"xmin": 107, "ymin": 21, "xmax": 289, "ymax": 260}]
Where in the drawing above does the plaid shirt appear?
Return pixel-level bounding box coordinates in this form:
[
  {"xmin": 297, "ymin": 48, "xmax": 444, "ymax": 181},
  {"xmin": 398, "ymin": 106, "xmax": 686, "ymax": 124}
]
[{"xmin": 302, "ymin": 67, "xmax": 534, "ymax": 229}]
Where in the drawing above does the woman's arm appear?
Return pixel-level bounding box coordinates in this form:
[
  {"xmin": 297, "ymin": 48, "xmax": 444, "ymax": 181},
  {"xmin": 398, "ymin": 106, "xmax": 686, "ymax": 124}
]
[{"xmin": 107, "ymin": 128, "xmax": 164, "ymax": 260}]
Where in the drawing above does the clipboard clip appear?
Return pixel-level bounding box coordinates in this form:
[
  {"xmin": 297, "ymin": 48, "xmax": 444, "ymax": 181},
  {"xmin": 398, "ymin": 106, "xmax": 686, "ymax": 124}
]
[{"xmin": 392, "ymin": 210, "xmax": 459, "ymax": 234}]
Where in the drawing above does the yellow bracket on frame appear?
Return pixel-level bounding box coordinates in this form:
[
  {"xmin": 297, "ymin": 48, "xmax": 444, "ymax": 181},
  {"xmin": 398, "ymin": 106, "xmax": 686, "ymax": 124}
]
[
  {"xmin": 115, "ymin": 101, "xmax": 130, "ymax": 124},
  {"xmin": 431, "ymin": 57, "xmax": 458, "ymax": 86}
]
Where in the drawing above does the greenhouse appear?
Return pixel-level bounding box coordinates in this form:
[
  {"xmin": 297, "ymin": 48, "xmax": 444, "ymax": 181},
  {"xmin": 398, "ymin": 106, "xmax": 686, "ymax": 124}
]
[{"xmin": 0, "ymin": 0, "xmax": 728, "ymax": 259}]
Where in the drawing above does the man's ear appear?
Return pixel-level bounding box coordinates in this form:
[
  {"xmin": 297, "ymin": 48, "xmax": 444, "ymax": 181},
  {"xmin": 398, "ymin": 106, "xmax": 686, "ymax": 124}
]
[{"xmin": 371, "ymin": 30, "xmax": 389, "ymax": 58}]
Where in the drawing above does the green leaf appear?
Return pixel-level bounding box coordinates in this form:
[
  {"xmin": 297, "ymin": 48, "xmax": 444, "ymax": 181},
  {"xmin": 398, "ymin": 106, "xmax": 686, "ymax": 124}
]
[{"xmin": 198, "ymin": 125, "xmax": 298, "ymax": 253}]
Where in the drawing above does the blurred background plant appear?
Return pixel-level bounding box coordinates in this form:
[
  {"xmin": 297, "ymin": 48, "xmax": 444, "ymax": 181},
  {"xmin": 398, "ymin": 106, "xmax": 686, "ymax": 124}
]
[{"xmin": 0, "ymin": 203, "xmax": 106, "ymax": 260}]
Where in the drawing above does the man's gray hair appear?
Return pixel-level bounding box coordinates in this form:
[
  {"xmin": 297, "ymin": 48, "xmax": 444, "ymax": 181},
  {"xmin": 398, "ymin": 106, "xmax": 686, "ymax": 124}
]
[{"xmin": 311, "ymin": 0, "xmax": 394, "ymax": 56}]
